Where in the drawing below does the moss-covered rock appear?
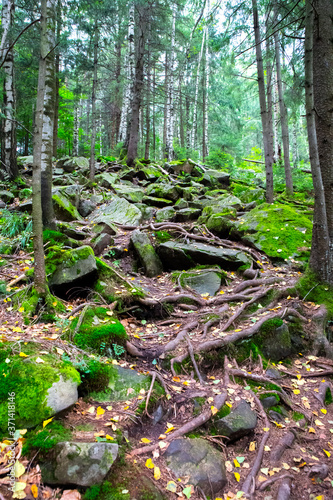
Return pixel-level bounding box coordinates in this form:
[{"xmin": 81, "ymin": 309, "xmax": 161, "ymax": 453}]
[
  {"xmin": 52, "ymin": 191, "xmax": 82, "ymax": 222},
  {"xmin": 232, "ymin": 203, "xmax": 312, "ymax": 260},
  {"xmin": 91, "ymin": 197, "xmax": 142, "ymax": 226},
  {"xmin": 94, "ymin": 257, "xmax": 144, "ymax": 303},
  {"xmin": 0, "ymin": 343, "xmax": 80, "ymax": 431},
  {"xmin": 131, "ymin": 230, "xmax": 163, "ymax": 277},
  {"xmin": 155, "ymin": 207, "xmax": 176, "ymax": 222},
  {"xmin": 114, "ymin": 185, "xmax": 145, "ymax": 203},
  {"xmin": 146, "ymin": 183, "xmax": 182, "ymax": 202}
]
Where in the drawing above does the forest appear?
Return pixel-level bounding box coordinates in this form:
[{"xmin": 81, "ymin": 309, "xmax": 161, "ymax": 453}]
[{"xmin": 0, "ymin": 0, "xmax": 333, "ymax": 499}]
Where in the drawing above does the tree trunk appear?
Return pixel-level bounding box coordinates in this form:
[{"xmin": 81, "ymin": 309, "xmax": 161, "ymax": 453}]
[
  {"xmin": 252, "ymin": 0, "xmax": 274, "ymax": 203},
  {"xmin": 202, "ymin": 0, "xmax": 210, "ymax": 160},
  {"xmin": 265, "ymin": 15, "xmax": 275, "ymax": 168},
  {"xmin": 127, "ymin": 5, "xmax": 147, "ymax": 167},
  {"xmin": 144, "ymin": 22, "xmax": 151, "ymax": 160},
  {"xmin": 310, "ymin": 0, "xmax": 333, "ymax": 282},
  {"xmin": 52, "ymin": 0, "xmax": 61, "ymax": 158},
  {"xmin": 40, "ymin": 0, "xmax": 56, "ymax": 229},
  {"xmin": 73, "ymin": 104, "xmax": 79, "ymax": 156},
  {"xmin": 32, "ymin": 0, "xmax": 50, "ymax": 296},
  {"xmin": 89, "ymin": 20, "xmax": 98, "ymax": 182},
  {"xmin": 1, "ymin": 0, "xmax": 18, "ymax": 180},
  {"xmin": 165, "ymin": 3, "xmax": 176, "ymax": 161},
  {"xmin": 192, "ymin": 30, "xmax": 205, "ymax": 151},
  {"xmin": 163, "ymin": 52, "xmax": 168, "ymax": 154},
  {"xmin": 152, "ymin": 63, "xmax": 156, "ymax": 160},
  {"xmin": 274, "ymin": 30, "xmax": 293, "ymax": 196},
  {"xmin": 179, "ymin": 75, "xmax": 185, "ymax": 149}
]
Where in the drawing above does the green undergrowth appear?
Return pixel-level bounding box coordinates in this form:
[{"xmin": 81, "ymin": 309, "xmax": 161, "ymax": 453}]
[
  {"xmin": 0, "ymin": 342, "xmax": 80, "ymax": 431},
  {"xmin": 294, "ymin": 269, "xmax": 333, "ymax": 318},
  {"xmin": 73, "ymin": 357, "xmax": 118, "ymax": 395},
  {"xmin": 154, "ymin": 230, "xmax": 172, "ymax": 243},
  {"xmin": 136, "ymin": 383, "xmax": 164, "ymax": 415},
  {"xmin": 43, "ymin": 229, "xmax": 69, "ymax": 247},
  {"xmin": 23, "ymin": 421, "xmax": 72, "ymax": 455},
  {"xmin": 17, "ymin": 288, "xmax": 66, "ymax": 323},
  {"xmin": 71, "ymin": 306, "xmax": 128, "ymax": 354},
  {"xmin": 95, "ymin": 257, "xmax": 144, "ymax": 304}
]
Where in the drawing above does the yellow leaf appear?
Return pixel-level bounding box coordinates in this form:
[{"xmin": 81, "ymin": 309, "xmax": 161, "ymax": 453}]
[
  {"xmin": 159, "ymin": 434, "xmax": 166, "ymax": 439},
  {"xmin": 234, "ymin": 459, "xmax": 240, "ymax": 467},
  {"xmin": 166, "ymin": 481, "xmax": 177, "ymax": 492},
  {"xmin": 234, "ymin": 472, "xmax": 240, "ymax": 482},
  {"xmin": 172, "ymin": 376, "xmax": 180, "ymax": 382},
  {"xmin": 52, "ymin": 301, "xmax": 58, "ymax": 307},
  {"xmin": 308, "ymin": 427, "xmax": 316, "ymax": 433},
  {"xmin": 249, "ymin": 441, "xmax": 256, "ymax": 451},
  {"xmin": 141, "ymin": 438, "xmax": 151, "ymax": 443},
  {"xmin": 56, "ymin": 347, "xmax": 64, "ymax": 355},
  {"xmin": 154, "ymin": 466, "xmax": 161, "ymax": 480},
  {"xmin": 106, "ymin": 311, "xmax": 114, "ymax": 316},
  {"xmin": 87, "ymin": 406, "xmax": 95, "ymax": 414},
  {"xmin": 234, "ymin": 329, "xmax": 242, "ymax": 332},
  {"xmin": 19, "ymin": 352, "xmax": 28, "ymax": 357},
  {"xmin": 263, "ymin": 427, "xmax": 270, "ymax": 432},
  {"xmin": 315, "ymin": 419, "xmax": 324, "ymax": 426},
  {"xmin": 19, "ymin": 307, "xmax": 25, "ymax": 313},
  {"xmin": 12, "ymin": 492, "xmax": 26, "ymax": 499},
  {"xmin": 258, "ymin": 475, "xmax": 267, "ymax": 482},
  {"xmin": 211, "ymin": 406, "xmax": 218, "ymax": 416},
  {"xmin": 293, "ymin": 389, "xmax": 300, "ymax": 395},
  {"xmin": 14, "ymin": 461, "xmax": 25, "ymax": 478},
  {"xmin": 296, "ymin": 374, "xmax": 302, "ymax": 380},
  {"xmin": 273, "ymin": 421, "xmax": 285, "ymax": 428},
  {"xmin": 323, "ymin": 449, "xmax": 331, "ymax": 457},
  {"xmin": 165, "ymin": 426, "xmax": 174, "ymax": 434},
  {"xmin": 31, "ymin": 484, "xmax": 38, "ymax": 498},
  {"xmin": 145, "ymin": 458, "xmax": 154, "ymax": 469},
  {"xmin": 321, "ymin": 408, "xmax": 327, "ymax": 414},
  {"xmin": 106, "ymin": 435, "xmax": 114, "ymax": 440},
  {"xmin": 43, "ymin": 417, "xmax": 53, "ymax": 428},
  {"xmin": 96, "ymin": 406, "xmax": 105, "ymax": 417}
]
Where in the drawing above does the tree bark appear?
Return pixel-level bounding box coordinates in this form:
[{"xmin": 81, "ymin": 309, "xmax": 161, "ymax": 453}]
[
  {"xmin": 73, "ymin": 104, "xmax": 79, "ymax": 156},
  {"xmin": 144, "ymin": 21, "xmax": 151, "ymax": 160},
  {"xmin": 165, "ymin": 2, "xmax": 176, "ymax": 161},
  {"xmin": 202, "ymin": 0, "xmax": 210, "ymax": 160},
  {"xmin": 265, "ymin": 14, "xmax": 275, "ymax": 168},
  {"xmin": 252, "ymin": 0, "xmax": 274, "ymax": 203},
  {"xmin": 1, "ymin": 0, "xmax": 18, "ymax": 180},
  {"xmin": 307, "ymin": 0, "xmax": 332, "ymax": 282},
  {"xmin": 274, "ymin": 30, "xmax": 293, "ymax": 196},
  {"xmin": 89, "ymin": 19, "xmax": 98, "ymax": 182},
  {"xmin": 40, "ymin": 0, "xmax": 56, "ymax": 229},
  {"xmin": 192, "ymin": 30, "xmax": 205, "ymax": 151},
  {"xmin": 52, "ymin": 0, "xmax": 61, "ymax": 158}
]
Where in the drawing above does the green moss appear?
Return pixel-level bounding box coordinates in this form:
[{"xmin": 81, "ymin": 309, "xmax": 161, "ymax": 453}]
[
  {"xmin": 295, "ymin": 270, "xmax": 333, "ymax": 317},
  {"xmin": 52, "ymin": 193, "xmax": 81, "ymax": 220},
  {"xmin": 23, "ymin": 421, "xmax": 72, "ymax": 455},
  {"xmin": 154, "ymin": 230, "xmax": 172, "ymax": 243},
  {"xmin": 135, "ymin": 383, "xmax": 164, "ymax": 415},
  {"xmin": 18, "ymin": 288, "xmax": 66, "ymax": 322},
  {"xmin": 84, "ymin": 481, "xmax": 130, "ymax": 500},
  {"xmin": 43, "ymin": 230, "xmax": 68, "ymax": 247},
  {"xmin": 260, "ymin": 318, "xmax": 284, "ymax": 335},
  {"xmin": 76, "ymin": 358, "xmax": 118, "ymax": 395},
  {"xmin": 292, "ymin": 411, "xmax": 305, "ymax": 422},
  {"xmin": 215, "ymin": 403, "xmax": 231, "ymax": 419},
  {"xmin": 95, "ymin": 257, "xmax": 144, "ymax": 303}
]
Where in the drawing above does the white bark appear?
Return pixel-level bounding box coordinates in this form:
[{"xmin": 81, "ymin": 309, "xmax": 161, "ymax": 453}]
[
  {"xmin": 118, "ymin": 2, "xmax": 135, "ymax": 143},
  {"xmin": 73, "ymin": 104, "xmax": 79, "ymax": 156},
  {"xmin": 273, "ymin": 72, "xmax": 279, "ymax": 160},
  {"xmin": 203, "ymin": 0, "xmax": 210, "ymax": 159},
  {"xmin": 165, "ymin": 2, "xmax": 176, "ymax": 160},
  {"xmin": 191, "ymin": 30, "xmax": 205, "ymax": 151},
  {"xmin": 0, "ymin": 0, "xmax": 12, "ymax": 62}
]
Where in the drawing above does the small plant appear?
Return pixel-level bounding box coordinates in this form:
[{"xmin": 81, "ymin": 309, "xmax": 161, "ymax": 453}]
[{"xmin": 112, "ymin": 343, "xmax": 125, "ymax": 357}]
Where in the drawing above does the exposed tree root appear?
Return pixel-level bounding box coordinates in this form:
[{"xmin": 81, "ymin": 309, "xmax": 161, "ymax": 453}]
[
  {"xmin": 130, "ymin": 392, "xmax": 227, "ymax": 456},
  {"xmin": 257, "ymin": 473, "xmax": 294, "ymax": 492},
  {"xmin": 313, "ymin": 381, "xmax": 332, "ymax": 406},
  {"xmin": 270, "ymin": 429, "xmax": 297, "ymax": 466},
  {"xmin": 276, "ymin": 477, "xmax": 292, "ymax": 500},
  {"xmin": 229, "ymin": 369, "xmax": 288, "ymax": 397},
  {"xmin": 233, "ymin": 277, "xmax": 284, "ymax": 294},
  {"xmin": 221, "ymin": 288, "xmax": 271, "ymax": 331},
  {"xmin": 145, "ymin": 372, "xmax": 156, "ymax": 417}
]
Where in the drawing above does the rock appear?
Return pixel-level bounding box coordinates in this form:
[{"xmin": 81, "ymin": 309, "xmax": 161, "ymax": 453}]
[
  {"xmin": 174, "ymin": 198, "xmax": 188, "ymax": 209},
  {"xmin": 202, "ymin": 169, "xmax": 230, "ymax": 187},
  {"xmin": 59, "ymin": 157, "xmax": 89, "ymax": 173},
  {"xmin": 215, "ymin": 400, "xmax": 257, "ymax": 440},
  {"xmin": 265, "ymin": 368, "xmax": 283, "ymax": 379},
  {"xmin": 53, "ymin": 191, "xmax": 82, "ymax": 222},
  {"xmin": 16, "ymin": 200, "xmax": 32, "ymax": 213},
  {"xmin": 78, "ymin": 199, "xmax": 97, "ymax": 217},
  {"xmin": 91, "ymin": 222, "xmax": 118, "ymax": 236},
  {"xmin": 0, "ymin": 190, "xmax": 14, "ymax": 203},
  {"xmin": 260, "ymin": 320, "xmax": 292, "ymax": 361},
  {"xmin": 61, "ymin": 185, "xmax": 82, "ymax": 207},
  {"xmin": 152, "ymin": 404, "xmax": 164, "ymax": 425},
  {"xmin": 261, "ymin": 396, "xmax": 279, "ymax": 409},
  {"xmin": 119, "ymin": 168, "xmax": 136, "ymax": 181},
  {"xmin": 135, "ymin": 203, "xmax": 155, "ymax": 222},
  {"xmin": 175, "ymin": 208, "xmax": 201, "ymax": 222},
  {"xmin": 0, "ymin": 351, "xmax": 80, "ymax": 431},
  {"xmin": 155, "ymin": 207, "xmax": 176, "ymax": 222},
  {"xmin": 137, "ymin": 165, "xmax": 162, "ymax": 181},
  {"xmin": 95, "ymin": 172, "xmax": 118, "ymax": 188},
  {"xmin": 48, "ymin": 245, "xmax": 98, "ymax": 295},
  {"xmin": 168, "ymin": 160, "xmax": 194, "ymax": 175},
  {"xmin": 165, "ymin": 438, "xmax": 227, "ymax": 495},
  {"xmin": 17, "ymin": 155, "xmax": 34, "ymax": 168},
  {"xmin": 114, "ymin": 185, "xmax": 144, "ymax": 203},
  {"xmin": 131, "ymin": 230, "xmax": 163, "ymax": 277},
  {"xmin": 0, "ymin": 201, "xmax": 5, "ymax": 209},
  {"xmin": 90, "ymin": 197, "xmax": 142, "ymax": 226},
  {"xmin": 146, "ymin": 182, "xmax": 182, "ymax": 202},
  {"xmin": 42, "ymin": 442, "xmax": 118, "ymax": 486},
  {"xmin": 308, "ymin": 464, "xmax": 329, "ymax": 480},
  {"xmin": 91, "ymin": 233, "xmax": 113, "ymax": 256},
  {"xmin": 94, "ymin": 366, "xmax": 153, "ymax": 402},
  {"xmin": 231, "ymin": 203, "xmax": 312, "ymax": 260},
  {"xmin": 142, "ymin": 195, "xmax": 173, "ymax": 207},
  {"xmin": 182, "ymin": 271, "xmax": 222, "ymax": 296},
  {"xmin": 158, "ymin": 241, "xmax": 251, "ymax": 271}
]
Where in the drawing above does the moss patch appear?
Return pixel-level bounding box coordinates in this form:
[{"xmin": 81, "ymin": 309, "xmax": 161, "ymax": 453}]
[
  {"xmin": 294, "ymin": 270, "xmax": 333, "ymax": 318},
  {"xmin": 23, "ymin": 421, "xmax": 72, "ymax": 455}
]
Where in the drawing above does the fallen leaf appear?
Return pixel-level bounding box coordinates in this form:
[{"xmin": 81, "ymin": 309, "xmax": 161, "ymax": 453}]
[
  {"xmin": 183, "ymin": 485, "xmax": 194, "ymax": 498},
  {"xmin": 31, "ymin": 485, "xmax": 38, "ymax": 498},
  {"xmin": 258, "ymin": 475, "xmax": 267, "ymax": 482},
  {"xmin": 43, "ymin": 417, "xmax": 53, "ymax": 428},
  {"xmin": 211, "ymin": 406, "xmax": 218, "ymax": 416},
  {"xmin": 96, "ymin": 407, "xmax": 105, "ymax": 418},
  {"xmin": 234, "ymin": 472, "xmax": 240, "ymax": 482},
  {"xmin": 309, "ymin": 427, "xmax": 316, "ymax": 433},
  {"xmin": 14, "ymin": 461, "xmax": 25, "ymax": 478},
  {"xmin": 154, "ymin": 466, "xmax": 161, "ymax": 480},
  {"xmin": 141, "ymin": 438, "xmax": 151, "ymax": 443},
  {"xmin": 166, "ymin": 481, "xmax": 177, "ymax": 492},
  {"xmin": 323, "ymin": 449, "xmax": 331, "ymax": 457},
  {"xmin": 145, "ymin": 458, "xmax": 154, "ymax": 469},
  {"xmin": 19, "ymin": 352, "xmax": 28, "ymax": 358},
  {"xmin": 60, "ymin": 491, "xmax": 82, "ymax": 500},
  {"xmin": 249, "ymin": 442, "xmax": 256, "ymax": 451},
  {"xmin": 315, "ymin": 419, "xmax": 324, "ymax": 427},
  {"xmin": 35, "ymin": 357, "xmax": 44, "ymax": 363}
]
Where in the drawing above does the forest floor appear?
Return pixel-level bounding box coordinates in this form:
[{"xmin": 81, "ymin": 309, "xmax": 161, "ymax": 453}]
[{"xmin": 1, "ymin": 233, "xmax": 333, "ymax": 500}]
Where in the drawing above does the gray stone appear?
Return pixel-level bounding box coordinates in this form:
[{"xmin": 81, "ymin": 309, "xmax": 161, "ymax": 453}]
[
  {"xmin": 142, "ymin": 195, "xmax": 173, "ymax": 208},
  {"xmin": 16, "ymin": 200, "xmax": 32, "ymax": 214},
  {"xmin": 95, "ymin": 366, "xmax": 152, "ymax": 402},
  {"xmin": 175, "ymin": 208, "xmax": 201, "ymax": 222},
  {"xmin": 17, "ymin": 155, "xmax": 34, "ymax": 167},
  {"xmin": 91, "ymin": 197, "xmax": 142, "ymax": 226},
  {"xmin": 114, "ymin": 185, "xmax": 145, "ymax": 203},
  {"xmin": 261, "ymin": 396, "xmax": 279, "ymax": 409},
  {"xmin": 155, "ymin": 207, "xmax": 176, "ymax": 222},
  {"xmin": 202, "ymin": 169, "xmax": 230, "ymax": 187},
  {"xmin": 91, "ymin": 233, "xmax": 114, "ymax": 256},
  {"xmin": 42, "ymin": 441, "xmax": 118, "ymax": 486},
  {"xmin": 146, "ymin": 183, "xmax": 182, "ymax": 202},
  {"xmin": 135, "ymin": 203, "xmax": 155, "ymax": 222},
  {"xmin": 168, "ymin": 160, "xmax": 194, "ymax": 175},
  {"xmin": 49, "ymin": 246, "xmax": 97, "ymax": 290},
  {"xmin": 174, "ymin": 198, "xmax": 188, "ymax": 209},
  {"xmin": 131, "ymin": 230, "xmax": 163, "ymax": 277},
  {"xmin": 265, "ymin": 368, "xmax": 282, "ymax": 379},
  {"xmin": 183, "ymin": 271, "xmax": 222, "ymax": 296},
  {"xmin": 261, "ymin": 323, "xmax": 292, "ymax": 361},
  {"xmin": 268, "ymin": 410, "xmax": 285, "ymax": 423},
  {"xmin": 165, "ymin": 438, "xmax": 227, "ymax": 495},
  {"xmin": 158, "ymin": 241, "xmax": 251, "ymax": 271},
  {"xmin": 46, "ymin": 375, "xmax": 79, "ymax": 415},
  {"xmin": 62, "ymin": 157, "xmax": 89, "ymax": 173},
  {"xmin": 78, "ymin": 199, "xmax": 97, "ymax": 217},
  {"xmin": 215, "ymin": 400, "xmax": 257, "ymax": 441},
  {"xmin": 95, "ymin": 172, "xmax": 118, "ymax": 188},
  {"xmin": 52, "ymin": 190, "xmax": 82, "ymax": 222}
]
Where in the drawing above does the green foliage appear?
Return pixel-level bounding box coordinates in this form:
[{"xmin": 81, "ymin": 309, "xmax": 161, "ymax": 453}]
[
  {"xmin": 84, "ymin": 481, "xmax": 130, "ymax": 500},
  {"xmin": 97, "ymin": 155, "xmax": 117, "ymax": 163},
  {"xmin": 0, "ymin": 209, "xmax": 32, "ymax": 252},
  {"xmin": 154, "ymin": 230, "xmax": 172, "ymax": 243},
  {"xmin": 73, "ymin": 357, "xmax": 117, "ymax": 395},
  {"xmin": 205, "ymin": 148, "xmax": 235, "ymax": 171},
  {"xmin": 295, "ymin": 270, "xmax": 333, "ymax": 318},
  {"xmin": 23, "ymin": 421, "xmax": 72, "ymax": 455}
]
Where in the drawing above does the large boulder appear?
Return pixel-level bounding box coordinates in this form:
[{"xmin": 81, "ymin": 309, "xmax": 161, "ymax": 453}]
[
  {"xmin": 42, "ymin": 442, "xmax": 118, "ymax": 486},
  {"xmin": 94, "ymin": 366, "xmax": 153, "ymax": 402},
  {"xmin": 201, "ymin": 169, "xmax": 230, "ymax": 187},
  {"xmin": 214, "ymin": 400, "xmax": 257, "ymax": 441},
  {"xmin": 182, "ymin": 270, "xmax": 222, "ymax": 296},
  {"xmin": 90, "ymin": 197, "xmax": 142, "ymax": 226},
  {"xmin": 131, "ymin": 230, "xmax": 163, "ymax": 277},
  {"xmin": 52, "ymin": 190, "xmax": 82, "ymax": 222},
  {"xmin": 58, "ymin": 157, "xmax": 89, "ymax": 173},
  {"xmin": 155, "ymin": 207, "xmax": 176, "ymax": 222},
  {"xmin": 158, "ymin": 241, "xmax": 251, "ymax": 271},
  {"xmin": 0, "ymin": 346, "xmax": 80, "ymax": 431},
  {"xmin": 114, "ymin": 185, "xmax": 145, "ymax": 203},
  {"xmin": 48, "ymin": 245, "xmax": 98, "ymax": 295},
  {"xmin": 95, "ymin": 172, "xmax": 118, "ymax": 188},
  {"xmin": 168, "ymin": 159, "xmax": 194, "ymax": 175},
  {"xmin": 78, "ymin": 198, "xmax": 97, "ymax": 217},
  {"xmin": 165, "ymin": 438, "xmax": 227, "ymax": 495},
  {"xmin": 146, "ymin": 183, "xmax": 182, "ymax": 202},
  {"xmin": 259, "ymin": 319, "xmax": 293, "ymax": 361}
]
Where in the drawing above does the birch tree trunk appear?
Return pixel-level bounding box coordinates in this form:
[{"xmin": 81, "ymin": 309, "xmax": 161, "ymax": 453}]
[
  {"xmin": 273, "ymin": 74, "xmax": 279, "ymax": 161},
  {"xmin": 118, "ymin": 2, "xmax": 135, "ymax": 144},
  {"xmin": 252, "ymin": 0, "xmax": 274, "ymax": 203},
  {"xmin": 274, "ymin": 30, "xmax": 293, "ymax": 196},
  {"xmin": 311, "ymin": 0, "xmax": 333, "ymax": 283},
  {"xmin": 1, "ymin": 0, "xmax": 18, "ymax": 180},
  {"xmin": 52, "ymin": 0, "xmax": 61, "ymax": 158},
  {"xmin": 265, "ymin": 15, "xmax": 275, "ymax": 168},
  {"xmin": 73, "ymin": 104, "xmax": 79, "ymax": 156},
  {"xmin": 32, "ymin": 0, "xmax": 51, "ymax": 296},
  {"xmin": 40, "ymin": 0, "xmax": 56, "ymax": 229},
  {"xmin": 202, "ymin": 0, "xmax": 210, "ymax": 159},
  {"xmin": 165, "ymin": 2, "xmax": 176, "ymax": 161},
  {"xmin": 89, "ymin": 20, "xmax": 98, "ymax": 182},
  {"xmin": 191, "ymin": 31, "xmax": 205, "ymax": 151}
]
